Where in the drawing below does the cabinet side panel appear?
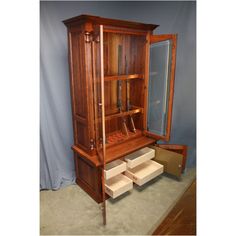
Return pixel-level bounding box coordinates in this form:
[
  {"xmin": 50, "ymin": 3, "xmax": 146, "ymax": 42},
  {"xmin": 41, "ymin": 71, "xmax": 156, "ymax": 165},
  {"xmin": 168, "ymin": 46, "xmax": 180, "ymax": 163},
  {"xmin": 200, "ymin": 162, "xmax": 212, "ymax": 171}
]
[
  {"xmin": 69, "ymin": 31, "xmax": 90, "ymax": 149},
  {"xmin": 75, "ymin": 153, "xmax": 103, "ymax": 203},
  {"xmin": 71, "ymin": 32, "xmax": 87, "ymax": 118}
]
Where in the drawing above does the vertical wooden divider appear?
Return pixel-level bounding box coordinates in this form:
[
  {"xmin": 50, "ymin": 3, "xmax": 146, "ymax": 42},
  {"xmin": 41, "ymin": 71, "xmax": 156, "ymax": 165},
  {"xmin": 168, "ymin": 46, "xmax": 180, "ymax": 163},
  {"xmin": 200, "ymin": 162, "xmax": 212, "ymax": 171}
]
[{"xmin": 100, "ymin": 25, "xmax": 107, "ymax": 225}]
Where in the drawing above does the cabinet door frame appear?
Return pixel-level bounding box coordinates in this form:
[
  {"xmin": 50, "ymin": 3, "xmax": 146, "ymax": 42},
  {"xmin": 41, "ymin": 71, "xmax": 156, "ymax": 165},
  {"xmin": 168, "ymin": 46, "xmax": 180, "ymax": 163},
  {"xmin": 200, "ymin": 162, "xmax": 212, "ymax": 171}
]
[
  {"xmin": 92, "ymin": 24, "xmax": 107, "ymax": 225},
  {"xmin": 145, "ymin": 34, "xmax": 177, "ymax": 141}
]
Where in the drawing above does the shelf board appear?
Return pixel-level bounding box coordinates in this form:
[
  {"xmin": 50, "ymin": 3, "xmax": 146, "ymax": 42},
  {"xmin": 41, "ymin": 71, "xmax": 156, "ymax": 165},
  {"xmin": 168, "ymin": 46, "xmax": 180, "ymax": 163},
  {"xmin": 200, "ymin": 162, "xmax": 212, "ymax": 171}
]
[
  {"xmin": 105, "ymin": 135, "xmax": 156, "ymax": 164},
  {"xmin": 105, "ymin": 106, "xmax": 143, "ymax": 121},
  {"xmin": 104, "ymin": 74, "xmax": 143, "ymax": 82},
  {"xmin": 72, "ymin": 135, "xmax": 156, "ymax": 167}
]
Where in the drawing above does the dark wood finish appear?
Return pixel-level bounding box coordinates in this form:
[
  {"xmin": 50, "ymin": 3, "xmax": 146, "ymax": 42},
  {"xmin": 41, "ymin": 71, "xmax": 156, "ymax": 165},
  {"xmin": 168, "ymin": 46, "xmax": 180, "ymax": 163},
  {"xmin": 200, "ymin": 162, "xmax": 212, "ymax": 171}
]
[
  {"xmin": 105, "ymin": 135, "xmax": 155, "ymax": 162},
  {"xmin": 72, "ymin": 145, "xmax": 100, "ymax": 167},
  {"xmin": 153, "ymin": 180, "xmax": 196, "ymax": 235},
  {"xmin": 105, "ymin": 106, "xmax": 143, "ymax": 121},
  {"xmin": 104, "ymin": 74, "xmax": 143, "ymax": 81},
  {"xmin": 75, "ymin": 154, "xmax": 103, "ymax": 203},
  {"xmin": 68, "ymin": 27, "xmax": 95, "ymax": 151},
  {"xmin": 63, "ymin": 15, "xmax": 180, "ymax": 210},
  {"xmin": 72, "ymin": 135, "xmax": 155, "ymax": 167},
  {"xmin": 63, "ymin": 14, "xmax": 158, "ymax": 31},
  {"xmin": 98, "ymin": 25, "xmax": 107, "ymax": 225}
]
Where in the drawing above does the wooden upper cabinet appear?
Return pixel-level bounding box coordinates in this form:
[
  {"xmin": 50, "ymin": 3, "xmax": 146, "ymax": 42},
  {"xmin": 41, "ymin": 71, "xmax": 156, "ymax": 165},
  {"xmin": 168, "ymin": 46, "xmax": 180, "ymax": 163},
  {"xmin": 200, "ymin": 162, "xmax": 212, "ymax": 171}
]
[
  {"xmin": 145, "ymin": 34, "xmax": 177, "ymax": 141},
  {"xmin": 64, "ymin": 15, "xmax": 179, "ymax": 164}
]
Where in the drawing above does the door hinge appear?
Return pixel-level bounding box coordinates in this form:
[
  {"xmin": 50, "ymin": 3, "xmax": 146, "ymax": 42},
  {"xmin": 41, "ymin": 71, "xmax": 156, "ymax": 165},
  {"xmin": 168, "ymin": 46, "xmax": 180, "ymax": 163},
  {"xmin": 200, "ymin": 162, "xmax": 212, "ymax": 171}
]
[
  {"xmin": 84, "ymin": 31, "xmax": 92, "ymax": 43},
  {"xmin": 90, "ymin": 139, "xmax": 95, "ymax": 150}
]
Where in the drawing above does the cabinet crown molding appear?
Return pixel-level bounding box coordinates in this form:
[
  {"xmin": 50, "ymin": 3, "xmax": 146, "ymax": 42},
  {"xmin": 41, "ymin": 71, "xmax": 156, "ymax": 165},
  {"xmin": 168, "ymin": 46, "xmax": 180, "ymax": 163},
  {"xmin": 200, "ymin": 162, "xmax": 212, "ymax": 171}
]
[{"xmin": 63, "ymin": 14, "xmax": 159, "ymax": 31}]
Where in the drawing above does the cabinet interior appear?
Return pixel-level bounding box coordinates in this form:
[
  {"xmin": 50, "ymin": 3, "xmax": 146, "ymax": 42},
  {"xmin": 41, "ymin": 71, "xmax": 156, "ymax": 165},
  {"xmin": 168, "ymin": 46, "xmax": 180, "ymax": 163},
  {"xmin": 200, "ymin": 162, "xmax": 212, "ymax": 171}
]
[{"xmin": 103, "ymin": 32, "xmax": 146, "ymax": 147}]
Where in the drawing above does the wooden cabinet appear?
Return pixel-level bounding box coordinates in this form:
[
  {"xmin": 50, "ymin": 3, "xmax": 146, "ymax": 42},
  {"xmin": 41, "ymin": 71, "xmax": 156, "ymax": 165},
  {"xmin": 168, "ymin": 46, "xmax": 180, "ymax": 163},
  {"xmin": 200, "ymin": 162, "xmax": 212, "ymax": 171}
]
[{"xmin": 63, "ymin": 15, "xmax": 186, "ymax": 224}]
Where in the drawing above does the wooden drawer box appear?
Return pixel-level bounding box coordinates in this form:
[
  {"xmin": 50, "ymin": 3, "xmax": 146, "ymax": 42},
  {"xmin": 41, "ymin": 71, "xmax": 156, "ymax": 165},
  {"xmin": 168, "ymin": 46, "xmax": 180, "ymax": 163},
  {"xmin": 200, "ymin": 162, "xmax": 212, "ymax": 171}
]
[
  {"xmin": 125, "ymin": 160, "xmax": 163, "ymax": 186},
  {"xmin": 104, "ymin": 159, "xmax": 127, "ymax": 180},
  {"xmin": 124, "ymin": 147, "xmax": 155, "ymax": 169},
  {"xmin": 105, "ymin": 174, "xmax": 133, "ymax": 199}
]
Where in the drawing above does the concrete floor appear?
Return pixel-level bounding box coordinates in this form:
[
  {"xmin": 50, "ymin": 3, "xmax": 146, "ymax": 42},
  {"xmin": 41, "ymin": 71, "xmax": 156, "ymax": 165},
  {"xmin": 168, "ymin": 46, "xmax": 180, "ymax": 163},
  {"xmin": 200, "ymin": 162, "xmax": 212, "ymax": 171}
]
[{"xmin": 40, "ymin": 168, "xmax": 196, "ymax": 235}]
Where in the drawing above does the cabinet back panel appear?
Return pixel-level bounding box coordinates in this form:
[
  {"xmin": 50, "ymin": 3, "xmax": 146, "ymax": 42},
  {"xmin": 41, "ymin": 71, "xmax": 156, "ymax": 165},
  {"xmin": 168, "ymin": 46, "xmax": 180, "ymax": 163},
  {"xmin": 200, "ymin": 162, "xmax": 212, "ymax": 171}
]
[
  {"xmin": 70, "ymin": 31, "xmax": 93, "ymax": 150},
  {"xmin": 103, "ymin": 32, "xmax": 146, "ymax": 76},
  {"xmin": 130, "ymin": 79, "xmax": 145, "ymax": 108},
  {"xmin": 102, "ymin": 32, "xmax": 146, "ymax": 138}
]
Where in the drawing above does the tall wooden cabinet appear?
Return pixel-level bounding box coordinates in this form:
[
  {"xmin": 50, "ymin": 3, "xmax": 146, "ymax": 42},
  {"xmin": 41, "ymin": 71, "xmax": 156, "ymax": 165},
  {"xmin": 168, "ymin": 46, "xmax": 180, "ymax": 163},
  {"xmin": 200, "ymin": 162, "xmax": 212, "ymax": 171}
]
[{"xmin": 63, "ymin": 15, "xmax": 186, "ymax": 224}]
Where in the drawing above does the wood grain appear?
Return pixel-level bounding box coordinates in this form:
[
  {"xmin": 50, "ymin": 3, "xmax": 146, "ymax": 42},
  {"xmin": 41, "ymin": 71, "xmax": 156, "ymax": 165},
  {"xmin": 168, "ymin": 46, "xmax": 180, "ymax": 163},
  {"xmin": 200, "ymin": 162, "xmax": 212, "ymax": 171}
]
[
  {"xmin": 153, "ymin": 180, "xmax": 196, "ymax": 235},
  {"xmin": 63, "ymin": 14, "xmax": 158, "ymax": 31},
  {"xmin": 64, "ymin": 15, "xmax": 180, "ymax": 206}
]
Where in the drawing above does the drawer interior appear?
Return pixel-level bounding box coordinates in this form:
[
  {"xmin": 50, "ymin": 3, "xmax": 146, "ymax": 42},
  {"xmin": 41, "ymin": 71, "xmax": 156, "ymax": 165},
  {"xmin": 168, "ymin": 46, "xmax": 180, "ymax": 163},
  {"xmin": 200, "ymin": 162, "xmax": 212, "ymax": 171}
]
[
  {"xmin": 104, "ymin": 159, "xmax": 127, "ymax": 180},
  {"xmin": 125, "ymin": 160, "xmax": 163, "ymax": 186},
  {"xmin": 124, "ymin": 147, "xmax": 155, "ymax": 168},
  {"xmin": 105, "ymin": 174, "xmax": 133, "ymax": 199}
]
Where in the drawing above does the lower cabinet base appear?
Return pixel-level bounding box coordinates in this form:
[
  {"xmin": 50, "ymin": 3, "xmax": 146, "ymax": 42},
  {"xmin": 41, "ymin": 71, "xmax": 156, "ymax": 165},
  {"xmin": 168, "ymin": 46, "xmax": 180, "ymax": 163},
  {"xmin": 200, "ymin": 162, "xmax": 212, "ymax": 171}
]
[
  {"xmin": 75, "ymin": 177, "xmax": 103, "ymax": 203},
  {"xmin": 74, "ymin": 153, "xmax": 103, "ymax": 203},
  {"xmin": 73, "ymin": 147, "xmax": 165, "ymax": 203}
]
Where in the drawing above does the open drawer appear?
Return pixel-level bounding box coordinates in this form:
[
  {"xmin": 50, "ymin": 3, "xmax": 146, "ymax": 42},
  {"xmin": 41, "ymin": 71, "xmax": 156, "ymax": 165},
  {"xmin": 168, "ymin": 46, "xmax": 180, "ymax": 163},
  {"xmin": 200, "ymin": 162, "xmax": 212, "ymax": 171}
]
[
  {"xmin": 105, "ymin": 174, "xmax": 133, "ymax": 199},
  {"xmin": 125, "ymin": 160, "xmax": 163, "ymax": 186},
  {"xmin": 104, "ymin": 159, "xmax": 127, "ymax": 180},
  {"xmin": 124, "ymin": 147, "xmax": 155, "ymax": 169}
]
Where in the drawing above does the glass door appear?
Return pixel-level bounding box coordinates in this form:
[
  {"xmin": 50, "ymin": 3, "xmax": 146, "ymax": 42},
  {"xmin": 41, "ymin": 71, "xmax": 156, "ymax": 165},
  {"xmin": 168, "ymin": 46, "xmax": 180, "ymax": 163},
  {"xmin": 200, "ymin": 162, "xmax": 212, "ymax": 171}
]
[
  {"xmin": 146, "ymin": 34, "xmax": 177, "ymax": 141},
  {"xmin": 92, "ymin": 25, "xmax": 106, "ymax": 224},
  {"xmin": 92, "ymin": 25, "xmax": 106, "ymax": 162}
]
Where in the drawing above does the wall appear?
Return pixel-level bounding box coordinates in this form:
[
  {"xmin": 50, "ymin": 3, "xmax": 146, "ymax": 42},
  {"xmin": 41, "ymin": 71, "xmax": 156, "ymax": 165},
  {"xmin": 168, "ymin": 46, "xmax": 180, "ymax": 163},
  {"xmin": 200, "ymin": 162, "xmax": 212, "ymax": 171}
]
[{"xmin": 40, "ymin": 1, "xmax": 196, "ymax": 189}]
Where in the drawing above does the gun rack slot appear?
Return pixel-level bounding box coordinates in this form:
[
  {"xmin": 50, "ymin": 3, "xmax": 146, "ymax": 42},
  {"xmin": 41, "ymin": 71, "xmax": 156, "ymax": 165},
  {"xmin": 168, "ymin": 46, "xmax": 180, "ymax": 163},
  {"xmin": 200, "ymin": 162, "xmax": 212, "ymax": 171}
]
[
  {"xmin": 104, "ymin": 74, "xmax": 144, "ymax": 82},
  {"xmin": 106, "ymin": 129, "xmax": 142, "ymax": 147},
  {"xmin": 105, "ymin": 106, "xmax": 143, "ymax": 121}
]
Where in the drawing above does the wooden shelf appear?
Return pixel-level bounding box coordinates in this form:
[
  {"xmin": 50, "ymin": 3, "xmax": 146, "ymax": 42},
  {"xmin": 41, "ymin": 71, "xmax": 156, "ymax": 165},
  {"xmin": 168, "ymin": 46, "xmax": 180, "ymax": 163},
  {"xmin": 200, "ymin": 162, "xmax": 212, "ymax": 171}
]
[
  {"xmin": 104, "ymin": 74, "xmax": 144, "ymax": 82},
  {"xmin": 72, "ymin": 135, "xmax": 156, "ymax": 167},
  {"xmin": 105, "ymin": 135, "xmax": 156, "ymax": 164},
  {"xmin": 105, "ymin": 106, "xmax": 143, "ymax": 121}
]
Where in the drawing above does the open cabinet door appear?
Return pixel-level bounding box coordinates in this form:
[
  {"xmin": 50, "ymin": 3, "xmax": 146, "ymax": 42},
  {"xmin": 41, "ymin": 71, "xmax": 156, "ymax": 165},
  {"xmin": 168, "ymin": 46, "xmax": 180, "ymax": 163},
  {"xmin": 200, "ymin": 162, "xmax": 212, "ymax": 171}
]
[
  {"xmin": 146, "ymin": 34, "xmax": 177, "ymax": 141},
  {"xmin": 150, "ymin": 144, "xmax": 187, "ymax": 177},
  {"xmin": 92, "ymin": 25, "xmax": 106, "ymax": 225}
]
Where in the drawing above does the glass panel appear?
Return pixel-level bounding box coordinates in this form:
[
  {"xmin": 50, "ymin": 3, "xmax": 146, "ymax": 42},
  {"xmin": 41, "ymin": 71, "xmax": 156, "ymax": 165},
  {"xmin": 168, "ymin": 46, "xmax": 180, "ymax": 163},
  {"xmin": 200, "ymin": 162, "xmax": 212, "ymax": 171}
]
[{"xmin": 148, "ymin": 39, "xmax": 172, "ymax": 136}]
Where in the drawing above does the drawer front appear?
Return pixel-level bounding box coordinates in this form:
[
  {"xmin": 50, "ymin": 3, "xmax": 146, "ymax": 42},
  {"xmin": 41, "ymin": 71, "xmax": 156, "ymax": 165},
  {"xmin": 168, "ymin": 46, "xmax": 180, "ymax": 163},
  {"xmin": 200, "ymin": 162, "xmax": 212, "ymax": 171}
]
[
  {"xmin": 104, "ymin": 159, "xmax": 127, "ymax": 180},
  {"xmin": 125, "ymin": 160, "xmax": 163, "ymax": 186},
  {"xmin": 105, "ymin": 174, "xmax": 133, "ymax": 199},
  {"xmin": 124, "ymin": 147, "xmax": 155, "ymax": 169}
]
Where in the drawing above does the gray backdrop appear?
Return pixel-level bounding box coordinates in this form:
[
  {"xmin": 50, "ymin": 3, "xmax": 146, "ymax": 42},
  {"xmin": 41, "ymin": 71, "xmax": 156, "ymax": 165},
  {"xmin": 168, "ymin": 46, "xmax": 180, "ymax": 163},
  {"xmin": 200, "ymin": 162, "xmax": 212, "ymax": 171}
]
[{"xmin": 40, "ymin": 1, "xmax": 196, "ymax": 189}]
